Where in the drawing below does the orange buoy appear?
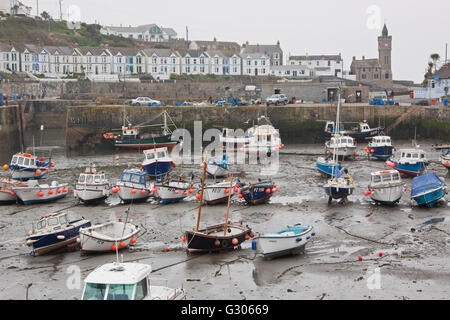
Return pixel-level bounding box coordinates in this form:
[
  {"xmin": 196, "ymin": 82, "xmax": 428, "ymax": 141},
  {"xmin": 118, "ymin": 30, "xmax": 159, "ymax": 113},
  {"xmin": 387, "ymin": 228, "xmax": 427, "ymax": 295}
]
[
  {"xmin": 181, "ymin": 236, "xmax": 187, "ymax": 242},
  {"xmin": 232, "ymin": 238, "xmax": 239, "ymax": 245},
  {"xmin": 56, "ymin": 189, "xmax": 61, "ymax": 194},
  {"xmin": 119, "ymin": 242, "xmax": 126, "ymax": 248},
  {"xmin": 48, "ymin": 190, "xmax": 53, "ymax": 195},
  {"xmin": 50, "ymin": 163, "xmax": 55, "ymax": 168},
  {"xmin": 183, "ymin": 192, "xmax": 187, "ymax": 196},
  {"xmin": 245, "ymin": 235, "xmax": 250, "ymax": 240},
  {"xmin": 3, "ymin": 164, "xmax": 8, "ymax": 171},
  {"xmin": 238, "ymin": 194, "xmax": 243, "ymax": 199},
  {"xmin": 214, "ymin": 240, "xmax": 220, "ymax": 247},
  {"xmin": 10, "ymin": 191, "xmax": 15, "ymax": 196},
  {"xmin": 62, "ymin": 188, "xmax": 67, "ymax": 193},
  {"xmin": 195, "ymin": 194, "xmax": 201, "ymax": 200},
  {"xmin": 112, "ymin": 244, "xmax": 117, "ymax": 251},
  {"xmin": 152, "ymin": 187, "xmax": 157, "ymax": 193},
  {"xmin": 130, "ymin": 238, "xmax": 137, "ymax": 244},
  {"xmin": 224, "ymin": 189, "xmax": 230, "ymax": 194},
  {"xmin": 233, "ymin": 188, "xmax": 239, "ymax": 193},
  {"xmin": 379, "ymin": 252, "xmax": 383, "ymax": 257},
  {"xmin": 188, "ymin": 189, "xmax": 193, "ymax": 194},
  {"xmin": 265, "ymin": 189, "xmax": 271, "ymax": 194},
  {"xmin": 38, "ymin": 191, "xmax": 44, "ymax": 197},
  {"xmin": 358, "ymin": 256, "xmax": 363, "ymax": 261},
  {"xmin": 174, "ymin": 190, "xmax": 179, "ymax": 194},
  {"xmin": 165, "ymin": 247, "xmax": 170, "ymax": 252},
  {"xmin": 131, "ymin": 189, "xmax": 137, "ymax": 194},
  {"xmin": 35, "ymin": 169, "xmax": 42, "ymax": 176},
  {"xmin": 140, "ymin": 189, "xmax": 146, "ymax": 195}
]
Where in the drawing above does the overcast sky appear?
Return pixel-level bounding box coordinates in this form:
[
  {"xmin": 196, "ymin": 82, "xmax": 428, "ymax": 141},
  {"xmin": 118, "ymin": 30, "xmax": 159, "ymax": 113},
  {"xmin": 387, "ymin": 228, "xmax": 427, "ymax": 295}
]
[{"xmin": 23, "ymin": 0, "xmax": 449, "ymax": 83}]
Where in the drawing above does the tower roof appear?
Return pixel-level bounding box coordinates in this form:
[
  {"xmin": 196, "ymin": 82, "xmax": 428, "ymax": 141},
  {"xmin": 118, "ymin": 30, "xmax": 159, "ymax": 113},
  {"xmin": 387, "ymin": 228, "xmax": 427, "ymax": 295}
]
[{"xmin": 382, "ymin": 24, "xmax": 389, "ymax": 37}]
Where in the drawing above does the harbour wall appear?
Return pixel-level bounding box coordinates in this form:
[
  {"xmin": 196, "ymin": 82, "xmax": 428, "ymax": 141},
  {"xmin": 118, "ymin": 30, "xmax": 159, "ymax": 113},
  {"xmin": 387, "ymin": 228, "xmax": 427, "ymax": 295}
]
[
  {"xmin": 0, "ymin": 106, "xmax": 21, "ymax": 155},
  {"xmin": 65, "ymin": 104, "xmax": 450, "ymax": 152}
]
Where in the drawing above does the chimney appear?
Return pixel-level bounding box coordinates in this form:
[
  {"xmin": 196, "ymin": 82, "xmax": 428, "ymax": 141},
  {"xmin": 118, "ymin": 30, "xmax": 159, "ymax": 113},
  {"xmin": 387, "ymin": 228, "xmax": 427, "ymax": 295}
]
[
  {"xmin": 362, "ymin": 56, "xmax": 365, "ymax": 60},
  {"xmin": 213, "ymin": 37, "xmax": 217, "ymax": 42},
  {"xmin": 277, "ymin": 40, "xmax": 280, "ymax": 47},
  {"xmin": 353, "ymin": 56, "xmax": 356, "ymax": 61}
]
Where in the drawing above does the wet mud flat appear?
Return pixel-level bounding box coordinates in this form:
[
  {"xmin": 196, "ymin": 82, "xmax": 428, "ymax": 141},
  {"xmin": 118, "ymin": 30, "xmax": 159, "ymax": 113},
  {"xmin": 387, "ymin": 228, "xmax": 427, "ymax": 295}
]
[{"xmin": 0, "ymin": 142, "xmax": 449, "ymax": 300}]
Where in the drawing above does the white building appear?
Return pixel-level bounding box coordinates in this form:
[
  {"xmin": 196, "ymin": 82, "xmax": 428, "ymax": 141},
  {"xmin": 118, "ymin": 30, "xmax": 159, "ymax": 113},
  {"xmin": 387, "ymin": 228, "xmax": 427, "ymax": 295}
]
[
  {"xmin": 180, "ymin": 50, "xmax": 210, "ymax": 75},
  {"xmin": 228, "ymin": 53, "xmax": 242, "ymax": 76},
  {"xmin": 100, "ymin": 24, "xmax": 177, "ymax": 42},
  {"xmin": 22, "ymin": 44, "xmax": 51, "ymax": 74},
  {"xmin": 288, "ymin": 54, "xmax": 343, "ymax": 77},
  {"xmin": 44, "ymin": 46, "xmax": 81, "ymax": 76},
  {"xmin": 240, "ymin": 53, "xmax": 270, "ymax": 76},
  {"xmin": 270, "ymin": 65, "xmax": 314, "ymax": 78},
  {"xmin": 0, "ymin": 43, "xmax": 22, "ymax": 73},
  {"xmin": 76, "ymin": 47, "xmax": 112, "ymax": 75},
  {"xmin": 144, "ymin": 48, "xmax": 181, "ymax": 80}
]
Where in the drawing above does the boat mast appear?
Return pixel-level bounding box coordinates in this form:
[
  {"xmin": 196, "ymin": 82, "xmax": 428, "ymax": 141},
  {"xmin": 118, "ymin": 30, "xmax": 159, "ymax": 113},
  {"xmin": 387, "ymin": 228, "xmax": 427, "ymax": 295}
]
[
  {"xmin": 332, "ymin": 89, "xmax": 341, "ymax": 178},
  {"xmin": 195, "ymin": 154, "xmax": 207, "ymax": 232},
  {"xmin": 223, "ymin": 175, "xmax": 234, "ymax": 236},
  {"xmin": 163, "ymin": 111, "xmax": 168, "ymax": 136}
]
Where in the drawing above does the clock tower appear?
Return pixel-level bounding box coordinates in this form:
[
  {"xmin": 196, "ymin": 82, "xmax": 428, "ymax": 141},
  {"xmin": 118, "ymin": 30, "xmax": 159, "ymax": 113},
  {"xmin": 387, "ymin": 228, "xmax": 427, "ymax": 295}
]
[{"xmin": 378, "ymin": 24, "xmax": 392, "ymax": 81}]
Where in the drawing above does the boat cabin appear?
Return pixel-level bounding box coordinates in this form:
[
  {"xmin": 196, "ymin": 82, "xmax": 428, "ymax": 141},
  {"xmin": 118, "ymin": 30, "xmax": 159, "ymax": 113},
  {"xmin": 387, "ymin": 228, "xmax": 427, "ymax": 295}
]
[
  {"xmin": 325, "ymin": 121, "xmax": 344, "ymax": 134},
  {"xmin": 369, "ymin": 136, "xmax": 392, "ymax": 147},
  {"xmin": 120, "ymin": 169, "xmax": 147, "ymax": 186},
  {"xmin": 329, "ymin": 136, "xmax": 355, "ymax": 147},
  {"xmin": 356, "ymin": 122, "xmax": 371, "ymax": 133},
  {"xmin": 122, "ymin": 126, "xmax": 139, "ymax": 138},
  {"xmin": 11, "ymin": 153, "xmax": 39, "ymax": 168},
  {"xmin": 31, "ymin": 212, "xmax": 83, "ymax": 234},
  {"xmin": 399, "ymin": 149, "xmax": 427, "ymax": 162},
  {"xmin": 82, "ymin": 263, "xmax": 152, "ymax": 300},
  {"xmin": 78, "ymin": 171, "xmax": 107, "ymax": 185},
  {"xmin": 143, "ymin": 147, "xmax": 169, "ymax": 161},
  {"xmin": 370, "ymin": 170, "xmax": 401, "ymax": 186}
]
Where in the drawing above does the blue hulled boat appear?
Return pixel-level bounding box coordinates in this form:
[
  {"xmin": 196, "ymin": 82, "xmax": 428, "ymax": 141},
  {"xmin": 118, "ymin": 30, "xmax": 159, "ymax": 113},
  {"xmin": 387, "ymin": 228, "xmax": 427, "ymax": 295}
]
[
  {"xmin": 9, "ymin": 153, "xmax": 53, "ymax": 181},
  {"xmin": 240, "ymin": 181, "xmax": 276, "ymax": 205},
  {"xmin": 316, "ymin": 157, "xmax": 341, "ymax": 176},
  {"xmin": 366, "ymin": 136, "xmax": 394, "ymax": 161},
  {"xmin": 411, "ymin": 173, "xmax": 447, "ymax": 208},
  {"xmin": 141, "ymin": 147, "xmax": 175, "ymax": 177},
  {"xmin": 440, "ymin": 148, "xmax": 450, "ymax": 171},
  {"xmin": 26, "ymin": 212, "xmax": 91, "ymax": 256},
  {"xmin": 388, "ymin": 149, "xmax": 429, "ymax": 177}
]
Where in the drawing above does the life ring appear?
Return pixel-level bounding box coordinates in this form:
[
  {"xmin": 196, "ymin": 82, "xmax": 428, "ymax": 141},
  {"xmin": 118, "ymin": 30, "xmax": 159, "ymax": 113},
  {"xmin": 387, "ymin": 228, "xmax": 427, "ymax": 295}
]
[{"xmin": 221, "ymin": 239, "xmax": 228, "ymax": 248}]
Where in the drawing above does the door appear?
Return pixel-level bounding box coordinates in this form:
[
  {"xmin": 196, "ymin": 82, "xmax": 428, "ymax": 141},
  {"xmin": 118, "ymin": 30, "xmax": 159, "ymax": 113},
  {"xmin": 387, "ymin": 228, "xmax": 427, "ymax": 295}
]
[{"xmin": 356, "ymin": 91, "xmax": 362, "ymax": 103}]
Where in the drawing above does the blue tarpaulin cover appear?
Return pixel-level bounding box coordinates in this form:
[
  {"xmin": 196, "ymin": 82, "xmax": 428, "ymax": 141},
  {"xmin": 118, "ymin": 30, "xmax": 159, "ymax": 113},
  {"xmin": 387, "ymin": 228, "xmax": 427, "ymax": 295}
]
[{"xmin": 411, "ymin": 173, "xmax": 443, "ymax": 197}]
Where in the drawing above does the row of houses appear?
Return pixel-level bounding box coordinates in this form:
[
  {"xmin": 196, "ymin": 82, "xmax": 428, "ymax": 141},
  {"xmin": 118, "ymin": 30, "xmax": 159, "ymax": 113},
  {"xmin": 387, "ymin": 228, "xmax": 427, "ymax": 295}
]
[{"xmin": 0, "ymin": 42, "xmax": 344, "ymax": 80}]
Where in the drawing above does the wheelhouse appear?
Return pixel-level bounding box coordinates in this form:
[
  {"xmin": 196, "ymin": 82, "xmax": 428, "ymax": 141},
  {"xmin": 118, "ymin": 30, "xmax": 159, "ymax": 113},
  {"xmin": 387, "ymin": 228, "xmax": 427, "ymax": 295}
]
[
  {"xmin": 330, "ymin": 136, "xmax": 355, "ymax": 146},
  {"xmin": 78, "ymin": 173, "xmax": 107, "ymax": 185},
  {"xmin": 143, "ymin": 147, "xmax": 169, "ymax": 161},
  {"xmin": 32, "ymin": 212, "xmax": 83, "ymax": 234},
  {"xmin": 82, "ymin": 263, "xmax": 152, "ymax": 300},
  {"xmin": 11, "ymin": 153, "xmax": 38, "ymax": 168},
  {"xmin": 369, "ymin": 136, "xmax": 392, "ymax": 147},
  {"xmin": 359, "ymin": 122, "xmax": 371, "ymax": 132},
  {"xmin": 370, "ymin": 170, "xmax": 401, "ymax": 186},
  {"xmin": 399, "ymin": 149, "xmax": 427, "ymax": 161},
  {"xmin": 120, "ymin": 169, "xmax": 147, "ymax": 186}
]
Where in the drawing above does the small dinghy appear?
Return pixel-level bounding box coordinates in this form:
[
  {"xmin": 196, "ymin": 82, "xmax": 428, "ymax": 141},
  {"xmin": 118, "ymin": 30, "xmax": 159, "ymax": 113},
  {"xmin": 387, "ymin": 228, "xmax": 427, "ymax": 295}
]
[
  {"xmin": 115, "ymin": 169, "xmax": 152, "ymax": 203},
  {"xmin": 184, "ymin": 164, "xmax": 253, "ymax": 253},
  {"xmin": 387, "ymin": 149, "xmax": 429, "ymax": 177},
  {"xmin": 206, "ymin": 155, "xmax": 229, "ymax": 178},
  {"xmin": 324, "ymin": 168, "xmax": 355, "ymax": 204},
  {"xmin": 0, "ymin": 178, "xmax": 28, "ymax": 204},
  {"xmin": 366, "ymin": 170, "xmax": 404, "ymax": 205},
  {"xmin": 155, "ymin": 179, "xmax": 192, "ymax": 204},
  {"xmin": 79, "ymin": 221, "xmax": 140, "ymax": 253},
  {"xmin": 201, "ymin": 180, "xmax": 239, "ymax": 205},
  {"xmin": 74, "ymin": 165, "xmax": 111, "ymax": 204},
  {"xmin": 440, "ymin": 148, "xmax": 450, "ymax": 171},
  {"xmin": 141, "ymin": 147, "xmax": 175, "ymax": 177},
  {"xmin": 411, "ymin": 173, "xmax": 447, "ymax": 208},
  {"xmin": 13, "ymin": 180, "xmax": 68, "ymax": 205},
  {"xmin": 26, "ymin": 212, "xmax": 91, "ymax": 256},
  {"xmin": 252, "ymin": 225, "xmax": 315, "ymax": 259},
  {"xmin": 81, "ymin": 262, "xmax": 185, "ymax": 300},
  {"xmin": 316, "ymin": 156, "xmax": 341, "ymax": 176},
  {"xmin": 239, "ymin": 180, "xmax": 277, "ymax": 205},
  {"xmin": 9, "ymin": 152, "xmax": 53, "ymax": 181},
  {"xmin": 366, "ymin": 136, "xmax": 395, "ymax": 161}
]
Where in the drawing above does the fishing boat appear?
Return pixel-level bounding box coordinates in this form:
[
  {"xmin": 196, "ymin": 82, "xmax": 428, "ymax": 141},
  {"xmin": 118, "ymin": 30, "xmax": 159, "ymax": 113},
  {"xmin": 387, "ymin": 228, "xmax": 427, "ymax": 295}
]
[
  {"xmin": 387, "ymin": 149, "xmax": 429, "ymax": 177},
  {"xmin": 9, "ymin": 152, "xmax": 53, "ymax": 181},
  {"xmin": 206, "ymin": 155, "xmax": 229, "ymax": 178},
  {"xmin": 141, "ymin": 147, "xmax": 175, "ymax": 177},
  {"xmin": 440, "ymin": 148, "xmax": 450, "ymax": 171},
  {"xmin": 13, "ymin": 180, "xmax": 68, "ymax": 205},
  {"xmin": 26, "ymin": 212, "xmax": 91, "ymax": 256},
  {"xmin": 74, "ymin": 165, "xmax": 111, "ymax": 204},
  {"xmin": 252, "ymin": 225, "xmax": 315, "ymax": 259},
  {"xmin": 325, "ymin": 135, "xmax": 357, "ymax": 158},
  {"xmin": 411, "ymin": 173, "xmax": 447, "ymax": 208},
  {"xmin": 78, "ymin": 221, "xmax": 140, "ymax": 253},
  {"xmin": 81, "ymin": 262, "xmax": 185, "ymax": 300},
  {"xmin": 239, "ymin": 180, "xmax": 277, "ymax": 205},
  {"xmin": 220, "ymin": 116, "xmax": 284, "ymax": 157},
  {"xmin": 103, "ymin": 110, "xmax": 179, "ymax": 151},
  {"xmin": 154, "ymin": 179, "xmax": 192, "ymax": 204},
  {"xmin": 324, "ymin": 120, "xmax": 383, "ymax": 142},
  {"xmin": 366, "ymin": 170, "xmax": 404, "ymax": 205},
  {"xmin": 323, "ymin": 90, "xmax": 355, "ymax": 204},
  {"xmin": 115, "ymin": 169, "xmax": 153, "ymax": 203},
  {"xmin": 316, "ymin": 156, "xmax": 341, "ymax": 176},
  {"xmin": 201, "ymin": 180, "xmax": 240, "ymax": 205},
  {"xmin": 184, "ymin": 163, "xmax": 253, "ymax": 253},
  {"xmin": 0, "ymin": 178, "xmax": 28, "ymax": 204},
  {"xmin": 366, "ymin": 136, "xmax": 395, "ymax": 161}
]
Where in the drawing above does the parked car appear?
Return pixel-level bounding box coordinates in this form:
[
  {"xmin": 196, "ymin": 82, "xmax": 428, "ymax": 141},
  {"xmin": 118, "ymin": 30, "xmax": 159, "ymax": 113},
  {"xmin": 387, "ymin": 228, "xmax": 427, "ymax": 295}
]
[
  {"xmin": 131, "ymin": 97, "xmax": 161, "ymax": 106},
  {"xmin": 266, "ymin": 94, "xmax": 288, "ymax": 106}
]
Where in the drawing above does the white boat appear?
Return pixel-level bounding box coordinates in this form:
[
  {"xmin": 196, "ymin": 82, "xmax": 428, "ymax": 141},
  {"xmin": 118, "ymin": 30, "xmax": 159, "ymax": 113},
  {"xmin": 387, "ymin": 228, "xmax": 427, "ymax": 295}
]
[
  {"xmin": 81, "ymin": 262, "xmax": 185, "ymax": 300},
  {"xmin": 367, "ymin": 170, "xmax": 404, "ymax": 205},
  {"xmin": 78, "ymin": 221, "xmax": 140, "ymax": 253},
  {"xmin": 74, "ymin": 166, "xmax": 111, "ymax": 204},
  {"xmin": 206, "ymin": 156, "xmax": 229, "ymax": 178},
  {"xmin": 325, "ymin": 135, "xmax": 357, "ymax": 158},
  {"xmin": 13, "ymin": 180, "xmax": 68, "ymax": 205},
  {"xmin": 440, "ymin": 148, "xmax": 450, "ymax": 171},
  {"xmin": 155, "ymin": 180, "xmax": 192, "ymax": 204},
  {"xmin": 9, "ymin": 152, "xmax": 52, "ymax": 181},
  {"xmin": 253, "ymin": 225, "xmax": 315, "ymax": 259},
  {"xmin": 141, "ymin": 147, "xmax": 174, "ymax": 177},
  {"xmin": 220, "ymin": 116, "xmax": 283, "ymax": 157},
  {"xmin": 202, "ymin": 180, "xmax": 239, "ymax": 205},
  {"xmin": 116, "ymin": 169, "xmax": 152, "ymax": 203},
  {"xmin": 0, "ymin": 178, "xmax": 28, "ymax": 203}
]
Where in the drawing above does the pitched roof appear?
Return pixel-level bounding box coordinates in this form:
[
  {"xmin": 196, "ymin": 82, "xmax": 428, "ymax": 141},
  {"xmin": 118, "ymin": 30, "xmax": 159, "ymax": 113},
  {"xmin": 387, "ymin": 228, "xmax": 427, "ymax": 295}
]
[
  {"xmin": 143, "ymin": 48, "xmax": 180, "ymax": 57},
  {"xmin": 76, "ymin": 47, "xmax": 111, "ymax": 56},
  {"xmin": 107, "ymin": 47, "xmax": 139, "ymax": 56},
  {"xmin": 162, "ymin": 28, "xmax": 177, "ymax": 37},
  {"xmin": 240, "ymin": 53, "xmax": 269, "ymax": 59},
  {"xmin": 43, "ymin": 46, "xmax": 74, "ymax": 55},
  {"xmin": 178, "ymin": 49, "xmax": 208, "ymax": 58},
  {"xmin": 192, "ymin": 40, "xmax": 240, "ymax": 51},
  {"xmin": 351, "ymin": 58, "xmax": 380, "ymax": 68},
  {"xmin": 290, "ymin": 54, "xmax": 342, "ymax": 61},
  {"xmin": 435, "ymin": 63, "xmax": 450, "ymax": 79},
  {"xmin": 242, "ymin": 44, "xmax": 282, "ymax": 55}
]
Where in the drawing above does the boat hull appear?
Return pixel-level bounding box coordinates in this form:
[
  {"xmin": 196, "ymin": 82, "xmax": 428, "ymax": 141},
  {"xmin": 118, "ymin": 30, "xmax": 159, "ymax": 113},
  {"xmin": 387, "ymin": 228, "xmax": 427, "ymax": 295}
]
[
  {"xmin": 185, "ymin": 223, "xmax": 252, "ymax": 252},
  {"xmin": 369, "ymin": 184, "xmax": 403, "ymax": 205},
  {"xmin": 316, "ymin": 159, "xmax": 341, "ymax": 176},
  {"xmin": 26, "ymin": 221, "xmax": 91, "ymax": 255},
  {"xmin": 11, "ymin": 169, "xmax": 48, "ymax": 181},
  {"xmin": 203, "ymin": 185, "xmax": 238, "ymax": 205},
  {"xmin": 75, "ymin": 185, "xmax": 110, "ymax": 204},
  {"xmin": 206, "ymin": 164, "xmax": 228, "ymax": 178},
  {"xmin": 324, "ymin": 186, "xmax": 353, "ymax": 199},
  {"xmin": 393, "ymin": 162, "xmax": 428, "ymax": 177},
  {"xmin": 15, "ymin": 186, "xmax": 69, "ymax": 205},
  {"xmin": 117, "ymin": 184, "xmax": 151, "ymax": 203},
  {"xmin": 326, "ymin": 146, "xmax": 357, "ymax": 158},
  {"xmin": 253, "ymin": 227, "xmax": 313, "ymax": 259},
  {"xmin": 241, "ymin": 183, "xmax": 275, "ymax": 205},
  {"xmin": 0, "ymin": 191, "xmax": 17, "ymax": 204},
  {"xmin": 111, "ymin": 135, "xmax": 178, "ymax": 152},
  {"xmin": 412, "ymin": 187, "xmax": 447, "ymax": 208},
  {"xmin": 440, "ymin": 155, "xmax": 450, "ymax": 171},
  {"xmin": 325, "ymin": 128, "xmax": 382, "ymax": 142},
  {"xmin": 369, "ymin": 146, "xmax": 394, "ymax": 161},
  {"xmin": 79, "ymin": 223, "xmax": 139, "ymax": 253},
  {"xmin": 142, "ymin": 161, "xmax": 173, "ymax": 177}
]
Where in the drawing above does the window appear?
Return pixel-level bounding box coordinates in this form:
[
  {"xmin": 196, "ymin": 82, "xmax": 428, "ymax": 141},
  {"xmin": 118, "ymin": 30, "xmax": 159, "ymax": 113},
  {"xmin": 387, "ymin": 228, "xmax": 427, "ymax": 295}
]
[
  {"xmin": 328, "ymin": 60, "xmax": 331, "ymax": 66},
  {"xmin": 36, "ymin": 220, "xmax": 46, "ymax": 229},
  {"xmin": 18, "ymin": 157, "xmax": 24, "ymax": 165},
  {"xmin": 373, "ymin": 176, "xmax": 381, "ymax": 184},
  {"xmin": 83, "ymin": 283, "xmax": 107, "ymax": 300},
  {"xmin": 94, "ymin": 175, "xmax": 101, "ymax": 184},
  {"xmin": 24, "ymin": 158, "xmax": 30, "ymax": 166},
  {"xmin": 134, "ymin": 279, "xmax": 148, "ymax": 300},
  {"xmin": 47, "ymin": 218, "xmax": 58, "ymax": 226},
  {"xmin": 131, "ymin": 174, "xmax": 141, "ymax": 184},
  {"xmin": 107, "ymin": 284, "xmax": 134, "ymax": 300},
  {"xmin": 59, "ymin": 215, "xmax": 68, "ymax": 225},
  {"xmin": 78, "ymin": 174, "xmax": 86, "ymax": 183},
  {"xmin": 86, "ymin": 175, "xmax": 94, "ymax": 184},
  {"xmin": 385, "ymin": 73, "xmax": 390, "ymax": 79},
  {"xmin": 146, "ymin": 153, "xmax": 155, "ymax": 160}
]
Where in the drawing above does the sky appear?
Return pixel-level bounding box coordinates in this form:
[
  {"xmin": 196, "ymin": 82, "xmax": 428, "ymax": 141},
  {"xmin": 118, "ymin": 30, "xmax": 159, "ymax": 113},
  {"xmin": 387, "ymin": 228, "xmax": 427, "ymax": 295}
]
[{"xmin": 22, "ymin": 0, "xmax": 450, "ymax": 83}]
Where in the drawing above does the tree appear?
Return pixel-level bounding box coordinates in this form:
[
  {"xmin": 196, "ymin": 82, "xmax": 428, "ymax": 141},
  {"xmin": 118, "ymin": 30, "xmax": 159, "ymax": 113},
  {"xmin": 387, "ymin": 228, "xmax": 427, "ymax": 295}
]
[
  {"xmin": 430, "ymin": 53, "xmax": 440, "ymax": 73},
  {"xmin": 40, "ymin": 11, "xmax": 51, "ymax": 21}
]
